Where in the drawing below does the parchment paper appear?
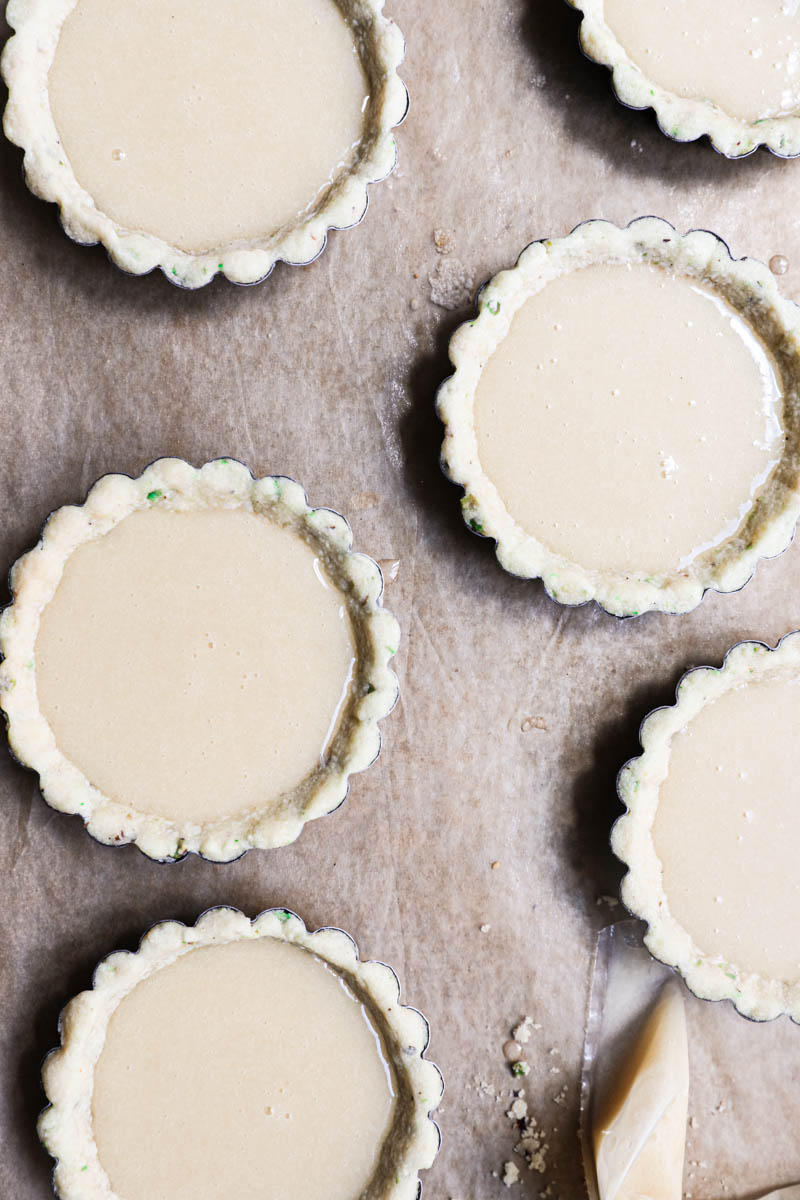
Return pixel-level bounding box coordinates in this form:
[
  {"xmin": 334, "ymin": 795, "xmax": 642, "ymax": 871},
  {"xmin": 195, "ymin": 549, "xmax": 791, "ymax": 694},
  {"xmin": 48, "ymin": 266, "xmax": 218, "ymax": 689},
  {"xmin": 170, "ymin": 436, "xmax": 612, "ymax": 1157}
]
[{"xmin": 2, "ymin": 2, "xmax": 800, "ymax": 1196}]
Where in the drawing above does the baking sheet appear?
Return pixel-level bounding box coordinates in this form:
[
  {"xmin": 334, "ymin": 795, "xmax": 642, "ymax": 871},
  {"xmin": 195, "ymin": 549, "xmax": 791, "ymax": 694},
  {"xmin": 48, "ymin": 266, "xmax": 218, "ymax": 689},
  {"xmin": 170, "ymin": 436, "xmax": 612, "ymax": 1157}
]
[{"xmin": 2, "ymin": 0, "xmax": 800, "ymax": 1195}]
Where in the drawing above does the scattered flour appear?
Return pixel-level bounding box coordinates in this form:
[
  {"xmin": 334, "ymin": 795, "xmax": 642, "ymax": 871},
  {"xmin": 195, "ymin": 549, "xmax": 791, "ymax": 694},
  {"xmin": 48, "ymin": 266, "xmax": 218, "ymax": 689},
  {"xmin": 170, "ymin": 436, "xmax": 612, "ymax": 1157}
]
[{"xmin": 428, "ymin": 258, "xmax": 474, "ymax": 310}]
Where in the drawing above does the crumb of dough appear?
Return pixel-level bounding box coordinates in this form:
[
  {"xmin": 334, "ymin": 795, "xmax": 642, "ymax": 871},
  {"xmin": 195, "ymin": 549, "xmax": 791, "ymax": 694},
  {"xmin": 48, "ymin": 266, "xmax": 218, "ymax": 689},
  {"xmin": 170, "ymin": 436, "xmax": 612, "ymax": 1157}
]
[
  {"xmin": 480, "ymin": 923, "xmax": 491, "ymax": 934},
  {"xmin": 491, "ymin": 860, "xmax": 501, "ymax": 870},
  {"xmin": 516, "ymin": 1114, "xmax": 549, "ymax": 1174},
  {"xmin": 512, "ymin": 1016, "xmax": 538, "ymax": 1044},
  {"xmin": 505, "ymin": 1087, "xmax": 550, "ymax": 1176},
  {"xmin": 502, "ymin": 1161, "xmax": 520, "ymax": 1188},
  {"xmin": 434, "ymin": 228, "xmax": 456, "ymax": 255}
]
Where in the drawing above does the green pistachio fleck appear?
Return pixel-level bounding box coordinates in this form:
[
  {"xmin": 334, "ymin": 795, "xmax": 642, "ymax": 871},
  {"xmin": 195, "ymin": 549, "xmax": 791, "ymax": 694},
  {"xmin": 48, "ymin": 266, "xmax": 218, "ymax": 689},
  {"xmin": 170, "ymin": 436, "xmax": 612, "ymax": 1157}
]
[
  {"xmin": 365, "ymin": 683, "xmax": 376, "ymax": 695},
  {"xmin": 81, "ymin": 1166, "xmax": 88, "ymax": 1173},
  {"xmin": 147, "ymin": 489, "xmax": 164, "ymax": 503},
  {"xmin": 469, "ymin": 518, "xmax": 484, "ymax": 534},
  {"xmin": 220, "ymin": 458, "xmax": 229, "ymax": 465},
  {"xmin": 387, "ymin": 645, "xmax": 397, "ymax": 656},
  {"xmin": 486, "ymin": 298, "xmax": 501, "ymax": 316},
  {"xmin": 277, "ymin": 910, "xmax": 292, "ymax": 923},
  {"xmin": 725, "ymin": 972, "xmax": 737, "ymax": 981},
  {"xmin": 511, "ymin": 1061, "xmax": 529, "ymax": 1077},
  {"xmin": 26, "ymin": 659, "xmax": 34, "ymax": 670},
  {"xmin": 218, "ymin": 263, "xmax": 224, "ymax": 271}
]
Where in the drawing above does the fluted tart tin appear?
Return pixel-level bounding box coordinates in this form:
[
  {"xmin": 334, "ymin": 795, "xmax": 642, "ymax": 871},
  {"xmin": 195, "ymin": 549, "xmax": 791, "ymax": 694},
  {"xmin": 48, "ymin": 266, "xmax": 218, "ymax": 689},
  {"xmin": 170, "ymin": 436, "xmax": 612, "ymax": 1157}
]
[
  {"xmin": 566, "ymin": 0, "xmax": 800, "ymax": 159},
  {"xmin": 437, "ymin": 217, "xmax": 800, "ymax": 617},
  {"xmin": 0, "ymin": 458, "xmax": 400, "ymax": 862},
  {"xmin": 615, "ymin": 632, "xmax": 800, "ymax": 1022},
  {"xmin": 38, "ymin": 907, "xmax": 444, "ymax": 1200},
  {"xmin": 1, "ymin": 0, "xmax": 408, "ymax": 287}
]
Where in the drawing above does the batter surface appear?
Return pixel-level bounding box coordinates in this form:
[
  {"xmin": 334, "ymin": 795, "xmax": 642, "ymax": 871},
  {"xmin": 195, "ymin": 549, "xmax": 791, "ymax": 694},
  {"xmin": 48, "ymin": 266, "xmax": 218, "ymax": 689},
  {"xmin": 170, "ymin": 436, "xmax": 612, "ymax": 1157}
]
[
  {"xmin": 604, "ymin": 0, "xmax": 800, "ymax": 123},
  {"xmin": 34, "ymin": 507, "xmax": 356, "ymax": 824},
  {"xmin": 92, "ymin": 938, "xmax": 397, "ymax": 1200},
  {"xmin": 47, "ymin": 0, "xmax": 370, "ymax": 251},
  {"xmin": 654, "ymin": 674, "xmax": 800, "ymax": 982},
  {"xmin": 473, "ymin": 262, "xmax": 784, "ymax": 576}
]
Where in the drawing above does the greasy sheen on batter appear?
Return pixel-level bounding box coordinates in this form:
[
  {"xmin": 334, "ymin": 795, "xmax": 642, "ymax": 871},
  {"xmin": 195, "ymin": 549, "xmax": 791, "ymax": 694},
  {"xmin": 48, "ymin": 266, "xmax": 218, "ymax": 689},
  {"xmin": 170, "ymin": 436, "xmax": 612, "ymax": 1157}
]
[
  {"xmin": 653, "ymin": 673, "xmax": 800, "ymax": 984},
  {"xmin": 604, "ymin": 0, "xmax": 800, "ymax": 124},
  {"xmin": 473, "ymin": 262, "xmax": 784, "ymax": 576},
  {"xmin": 34, "ymin": 507, "xmax": 356, "ymax": 825},
  {"xmin": 594, "ymin": 982, "xmax": 689, "ymax": 1200},
  {"xmin": 92, "ymin": 938, "xmax": 397, "ymax": 1200},
  {"xmin": 47, "ymin": 0, "xmax": 370, "ymax": 252}
]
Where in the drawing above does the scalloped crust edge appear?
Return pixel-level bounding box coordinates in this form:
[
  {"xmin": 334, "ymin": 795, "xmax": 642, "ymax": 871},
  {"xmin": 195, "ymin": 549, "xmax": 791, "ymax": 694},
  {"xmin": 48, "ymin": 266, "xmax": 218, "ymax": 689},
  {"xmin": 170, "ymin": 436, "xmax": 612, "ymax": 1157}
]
[
  {"xmin": 1, "ymin": 0, "xmax": 408, "ymax": 288},
  {"xmin": 0, "ymin": 457, "xmax": 401, "ymax": 862},
  {"xmin": 614, "ymin": 631, "xmax": 800, "ymax": 1023},
  {"xmin": 565, "ymin": 0, "xmax": 800, "ymax": 159},
  {"xmin": 436, "ymin": 217, "xmax": 800, "ymax": 618},
  {"xmin": 37, "ymin": 906, "xmax": 444, "ymax": 1200}
]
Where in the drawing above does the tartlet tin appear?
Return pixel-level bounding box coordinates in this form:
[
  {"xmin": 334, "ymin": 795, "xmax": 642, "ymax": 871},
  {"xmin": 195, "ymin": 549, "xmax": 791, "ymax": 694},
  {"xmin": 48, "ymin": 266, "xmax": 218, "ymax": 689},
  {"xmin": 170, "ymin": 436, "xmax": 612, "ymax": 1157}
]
[
  {"xmin": 0, "ymin": 457, "xmax": 400, "ymax": 862},
  {"xmin": 565, "ymin": 0, "xmax": 800, "ymax": 159},
  {"xmin": 614, "ymin": 632, "xmax": 800, "ymax": 1022},
  {"xmin": 1, "ymin": 0, "xmax": 409, "ymax": 287},
  {"xmin": 436, "ymin": 216, "xmax": 800, "ymax": 618},
  {"xmin": 37, "ymin": 906, "xmax": 444, "ymax": 1200}
]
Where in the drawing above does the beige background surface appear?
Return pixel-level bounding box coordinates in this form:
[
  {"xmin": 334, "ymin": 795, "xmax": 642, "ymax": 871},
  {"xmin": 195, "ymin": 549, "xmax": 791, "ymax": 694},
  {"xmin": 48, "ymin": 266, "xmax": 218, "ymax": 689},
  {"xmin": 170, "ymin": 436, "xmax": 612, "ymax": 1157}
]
[{"xmin": 2, "ymin": 2, "xmax": 800, "ymax": 1196}]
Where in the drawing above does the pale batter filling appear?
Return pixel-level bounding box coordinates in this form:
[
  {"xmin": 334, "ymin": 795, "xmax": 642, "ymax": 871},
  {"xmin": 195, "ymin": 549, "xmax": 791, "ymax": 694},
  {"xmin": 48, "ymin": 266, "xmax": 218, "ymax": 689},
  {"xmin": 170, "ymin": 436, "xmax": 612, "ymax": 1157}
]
[
  {"xmin": 473, "ymin": 262, "xmax": 784, "ymax": 576},
  {"xmin": 603, "ymin": 0, "xmax": 800, "ymax": 123},
  {"xmin": 92, "ymin": 938, "xmax": 398, "ymax": 1200},
  {"xmin": 34, "ymin": 508, "xmax": 357, "ymax": 825},
  {"xmin": 47, "ymin": 0, "xmax": 370, "ymax": 252},
  {"xmin": 654, "ymin": 674, "xmax": 800, "ymax": 982},
  {"xmin": 594, "ymin": 982, "xmax": 688, "ymax": 1200}
]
